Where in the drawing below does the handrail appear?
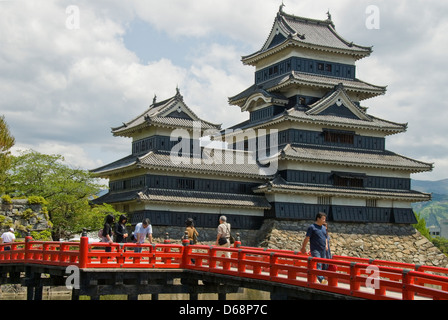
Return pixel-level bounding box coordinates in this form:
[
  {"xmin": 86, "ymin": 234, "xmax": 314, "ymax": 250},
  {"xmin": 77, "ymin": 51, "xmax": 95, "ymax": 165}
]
[{"xmin": 1, "ymin": 236, "xmax": 447, "ymax": 300}]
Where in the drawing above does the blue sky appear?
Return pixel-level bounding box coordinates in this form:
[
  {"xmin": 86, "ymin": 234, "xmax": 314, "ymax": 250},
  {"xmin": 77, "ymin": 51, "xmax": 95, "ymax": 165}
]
[{"xmin": 1, "ymin": 0, "xmax": 447, "ymax": 181}]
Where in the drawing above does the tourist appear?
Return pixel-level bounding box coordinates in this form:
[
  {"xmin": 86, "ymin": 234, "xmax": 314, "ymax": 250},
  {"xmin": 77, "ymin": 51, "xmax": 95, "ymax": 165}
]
[
  {"xmin": 185, "ymin": 218, "xmax": 199, "ymax": 245},
  {"xmin": 115, "ymin": 215, "xmax": 128, "ymax": 243},
  {"xmin": 134, "ymin": 218, "xmax": 152, "ymax": 253},
  {"xmin": 0, "ymin": 227, "xmax": 16, "ymax": 251},
  {"xmin": 301, "ymin": 212, "xmax": 328, "ymax": 284},
  {"xmin": 101, "ymin": 214, "xmax": 115, "ymax": 252},
  {"xmin": 216, "ymin": 216, "xmax": 231, "ymax": 258}
]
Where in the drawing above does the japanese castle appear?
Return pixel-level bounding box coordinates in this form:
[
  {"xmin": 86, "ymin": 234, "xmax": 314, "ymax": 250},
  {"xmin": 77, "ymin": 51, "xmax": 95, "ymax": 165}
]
[{"xmin": 91, "ymin": 7, "xmax": 432, "ymax": 231}]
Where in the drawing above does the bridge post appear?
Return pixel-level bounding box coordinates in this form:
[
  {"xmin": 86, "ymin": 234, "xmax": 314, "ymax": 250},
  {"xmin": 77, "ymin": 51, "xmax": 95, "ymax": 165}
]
[
  {"xmin": 350, "ymin": 262, "xmax": 361, "ymax": 293},
  {"xmin": 164, "ymin": 232, "xmax": 170, "ymax": 244},
  {"xmin": 234, "ymin": 233, "xmax": 241, "ymax": 248},
  {"xmin": 25, "ymin": 267, "xmax": 43, "ymax": 301},
  {"xmin": 24, "ymin": 233, "xmax": 33, "ymax": 263},
  {"xmin": 181, "ymin": 232, "xmax": 190, "ymax": 268},
  {"xmin": 307, "ymin": 257, "xmax": 317, "ymax": 284},
  {"xmin": 79, "ymin": 229, "xmax": 89, "ymax": 269},
  {"xmin": 402, "ymin": 269, "xmax": 415, "ymax": 300}
]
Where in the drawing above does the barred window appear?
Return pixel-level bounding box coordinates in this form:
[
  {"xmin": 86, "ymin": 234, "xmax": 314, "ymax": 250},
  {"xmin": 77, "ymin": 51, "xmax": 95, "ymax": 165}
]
[
  {"xmin": 334, "ymin": 176, "xmax": 364, "ymax": 188},
  {"xmin": 177, "ymin": 178, "xmax": 195, "ymax": 190},
  {"xmin": 324, "ymin": 130, "xmax": 354, "ymax": 145},
  {"xmin": 318, "ymin": 196, "xmax": 332, "ymax": 205},
  {"xmin": 366, "ymin": 199, "xmax": 377, "ymax": 207}
]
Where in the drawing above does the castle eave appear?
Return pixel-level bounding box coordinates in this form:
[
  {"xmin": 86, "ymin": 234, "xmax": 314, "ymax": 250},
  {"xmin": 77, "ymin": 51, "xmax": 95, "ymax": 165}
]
[{"xmin": 254, "ymin": 182, "xmax": 431, "ymax": 202}]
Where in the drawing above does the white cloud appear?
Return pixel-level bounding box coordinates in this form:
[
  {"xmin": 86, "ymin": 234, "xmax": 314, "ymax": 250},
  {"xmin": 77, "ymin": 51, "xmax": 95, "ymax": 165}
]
[{"xmin": 0, "ymin": 0, "xmax": 447, "ymax": 182}]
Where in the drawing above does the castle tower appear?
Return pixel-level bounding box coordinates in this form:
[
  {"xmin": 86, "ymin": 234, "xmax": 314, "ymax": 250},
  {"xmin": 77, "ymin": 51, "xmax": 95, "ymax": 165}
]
[
  {"xmin": 91, "ymin": 89, "xmax": 271, "ymax": 230},
  {"xmin": 227, "ymin": 7, "xmax": 432, "ymax": 224}
]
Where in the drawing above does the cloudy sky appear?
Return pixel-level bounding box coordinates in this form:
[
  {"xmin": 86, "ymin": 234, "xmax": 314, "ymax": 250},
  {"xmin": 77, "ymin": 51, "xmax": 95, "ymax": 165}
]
[{"xmin": 1, "ymin": 0, "xmax": 447, "ymax": 181}]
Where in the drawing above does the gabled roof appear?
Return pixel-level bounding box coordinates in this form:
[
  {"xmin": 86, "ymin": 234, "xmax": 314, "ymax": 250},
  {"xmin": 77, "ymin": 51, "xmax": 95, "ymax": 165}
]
[
  {"xmin": 243, "ymin": 7, "xmax": 372, "ymax": 65},
  {"xmin": 112, "ymin": 89, "xmax": 221, "ymax": 138},
  {"xmin": 91, "ymin": 150, "xmax": 274, "ymax": 179},
  {"xmin": 306, "ymin": 83, "xmax": 371, "ymax": 121},
  {"xmin": 229, "ymin": 84, "xmax": 405, "ymax": 135},
  {"xmin": 229, "ymin": 71, "xmax": 386, "ymax": 107}
]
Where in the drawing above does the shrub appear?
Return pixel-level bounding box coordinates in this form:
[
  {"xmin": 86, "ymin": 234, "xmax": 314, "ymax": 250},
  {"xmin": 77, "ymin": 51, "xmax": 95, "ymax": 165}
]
[
  {"xmin": 27, "ymin": 196, "xmax": 48, "ymax": 205},
  {"xmin": 1, "ymin": 194, "xmax": 12, "ymax": 204}
]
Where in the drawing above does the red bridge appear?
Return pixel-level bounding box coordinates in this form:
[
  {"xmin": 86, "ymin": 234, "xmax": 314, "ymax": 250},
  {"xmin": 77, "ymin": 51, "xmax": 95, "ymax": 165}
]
[{"xmin": 1, "ymin": 234, "xmax": 448, "ymax": 301}]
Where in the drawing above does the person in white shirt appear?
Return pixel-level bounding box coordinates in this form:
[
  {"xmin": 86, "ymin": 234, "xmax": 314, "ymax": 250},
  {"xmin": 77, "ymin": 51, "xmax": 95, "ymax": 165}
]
[
  {"xmin": 133, "ymin": 219, "xmax": 152, "ymax": 252},
  {"xmin": 1, "ymin": 228, "xmax": 16, "ymax": 250}
]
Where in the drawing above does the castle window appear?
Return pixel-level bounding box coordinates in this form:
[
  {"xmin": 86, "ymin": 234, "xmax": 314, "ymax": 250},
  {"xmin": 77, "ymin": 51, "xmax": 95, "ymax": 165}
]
[
  {"xmin": 333, "ymin": 173, "xmax": 365, "ymax": 188},
  {"xmin": 177, "ymin": 178, "xmax": 195, "ymax": 190},
  {"xmin": 366, "ymin": 199, "xmax": 377, "ymax": 207},
  {"xmin": 324, "ymin": 130, "xmax": 354, "ymax": 145},
  {"xmin": 325, "ymin": 64, "xmax": 332, "ymax": 72},
  {"xmin": 318, "ymin": 196, "xmax": 332, "ymax": 205},
  {"xmin": 318, "ymin": 63, "xmax": 324, "ymax": 71}
]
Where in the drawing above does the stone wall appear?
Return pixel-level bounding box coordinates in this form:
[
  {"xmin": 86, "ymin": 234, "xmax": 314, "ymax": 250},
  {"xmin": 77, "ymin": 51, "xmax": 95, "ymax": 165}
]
[
  {"xmin": 0, "ymin": 199, "xmax": 50, "ymax": 236},
  {"xmin": 255, "ymin": 219, "xmax": 448, "ymax": 268}
]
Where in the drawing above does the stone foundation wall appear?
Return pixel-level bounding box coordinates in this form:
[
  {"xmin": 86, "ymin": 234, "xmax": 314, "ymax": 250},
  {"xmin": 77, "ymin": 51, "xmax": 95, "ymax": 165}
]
[
  {"xmin": 255, "ymin": 219, "xmax": 448, "ymax": 268},
  {"xmin": 0, "ymin": 199, "xmax": 50, "ymax": 236}
]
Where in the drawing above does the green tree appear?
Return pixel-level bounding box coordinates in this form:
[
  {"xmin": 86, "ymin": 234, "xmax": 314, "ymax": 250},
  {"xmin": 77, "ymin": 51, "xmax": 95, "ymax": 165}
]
[
  {"xmin": 431, "ymin": 237, "xmax": 448, "ymax": 256},
  {"xmin": 413, "ymin": 212, "xmax": 431, "ymax": 240},
  {"xmin": 0, "ymin": 115, "xmax": 15, "ymax": 193},
  {"xmin": 4, "ymin": 150, "xmax": 121, "ymax": 240}
]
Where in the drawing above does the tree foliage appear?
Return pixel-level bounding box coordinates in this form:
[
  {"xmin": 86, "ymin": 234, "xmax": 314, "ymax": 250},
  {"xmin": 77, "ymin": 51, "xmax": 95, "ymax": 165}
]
[
  {"xmin": 413, "ymin": 212, "xmax": 431, "ymax": 239},
  {"xmin": 0, "ymin": 115, "xmax": 15, "ymax": 194},
  {"xmin": 4, "ymin": 149, "xmax": 121, "ymax": 240}
]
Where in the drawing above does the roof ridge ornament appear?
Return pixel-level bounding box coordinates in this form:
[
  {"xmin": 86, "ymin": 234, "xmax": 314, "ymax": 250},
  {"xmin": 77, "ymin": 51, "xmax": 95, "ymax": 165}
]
[
  {"xmin": 326, "ymin": 9, "xmax": 336, "ymax": 29},
  {"xmin": 175, "ymin": 85, "xmax": 184, "ymax": 101},
  {"xmin": 279, "ymin": 1, "xmax": 285, "ymax": 13}
]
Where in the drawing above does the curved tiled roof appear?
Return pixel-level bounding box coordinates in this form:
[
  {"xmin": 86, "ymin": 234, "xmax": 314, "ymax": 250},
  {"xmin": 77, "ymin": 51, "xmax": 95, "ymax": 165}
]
[
  {"xmin": 253, "ymin": 176, "xmax": 431, "ymax": 202},
  {"xmin": 112, "ymin": 91, "xmax": 221, "ymax": 137},
  {"xmin": 137, "ymin": 150, "xmax": 272, "ymax": 178},
  {"xmin": 243, "ymin": 8, "xmax": 372, "ymax": 65},
  {"xmin": 91, "ymin": 188, "xmax": 270, "ymax": 209},
  {"xmin": 91, "ymin": 150, "xmax": 274, "ymax": 179},
  {"xmin": 229, "ymin": 71, "xmax": 386, "ymax": 106},
  {"xmin": 268, "ymin": 144, "xmax": 434, "ymax": 173}
]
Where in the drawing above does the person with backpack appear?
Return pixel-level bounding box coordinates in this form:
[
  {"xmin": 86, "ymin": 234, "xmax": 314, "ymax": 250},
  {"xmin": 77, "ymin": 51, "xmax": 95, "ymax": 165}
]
[
  {"xmin": 216, "ymin": 216, "xmax": 231, "ymax": 258},
  {"xmin": 185, "ymin": 218, "xmax": 199, "ymax": 245}
]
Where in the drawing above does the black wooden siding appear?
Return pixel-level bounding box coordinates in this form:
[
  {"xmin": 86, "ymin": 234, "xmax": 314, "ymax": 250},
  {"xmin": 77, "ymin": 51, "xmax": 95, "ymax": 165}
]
[
  {"xmin": 255, "ymin": 57, "xmax": 356, "ymax": 84},
  {"xmin": 110, "ymin": 174, "xmax": 259, "ymax": 195},
  {"xmin": 280, "ymin": 170, "xmax": 411, "ymax": 191},
  {"xmin": 267, "ymin": 202, "xmax": 417, "ymax": 224},
  {"xmin": 132, "ymin": 135, "xmax": 201, "ymax": 156},
  {"xmin": 233, "ymin": 129, "xmax": 386, "ymax": 152}
]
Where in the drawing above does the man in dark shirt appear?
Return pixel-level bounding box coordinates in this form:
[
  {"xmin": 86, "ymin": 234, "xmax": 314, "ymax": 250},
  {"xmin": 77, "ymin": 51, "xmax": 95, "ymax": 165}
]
[{"xmin": 301, "ymin": 212, "xmax": 328, "ymax": 284}]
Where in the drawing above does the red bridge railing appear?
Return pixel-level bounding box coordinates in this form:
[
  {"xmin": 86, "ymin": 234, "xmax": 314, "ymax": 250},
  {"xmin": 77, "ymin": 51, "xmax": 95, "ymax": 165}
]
[{"xmin": 1, "ymin": 235, "xmax": 448, "ymax": 300}]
